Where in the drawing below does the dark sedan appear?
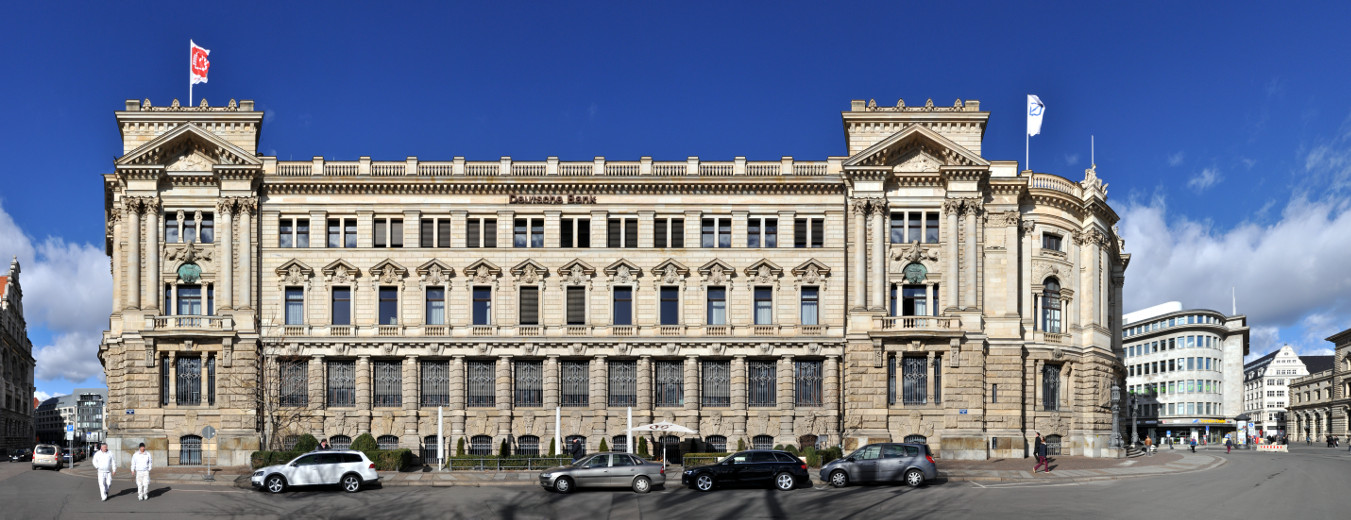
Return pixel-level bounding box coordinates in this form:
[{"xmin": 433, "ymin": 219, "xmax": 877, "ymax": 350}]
[
  {"xmin": 681, "ymin": 450, "xmax": 811, "ymax": 492},
  {"xmin": 8, "ymin": 449, "xmax": 32, "ymax": 462}
]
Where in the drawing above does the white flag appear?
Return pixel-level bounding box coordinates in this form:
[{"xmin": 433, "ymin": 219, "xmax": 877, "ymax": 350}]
[{"xmin": 1027, "ymin": 95, "xmax": 1045, "ymax": 136}]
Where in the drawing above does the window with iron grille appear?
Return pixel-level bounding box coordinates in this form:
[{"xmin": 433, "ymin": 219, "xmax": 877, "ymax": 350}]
[
  {"xmin": 611, "ymin": 435, "xmax": 628, "ymax": 453},
  {"xmin": 514, "ymin": 360, "xmax": 543, "ymax": 407},
  {"xmin": 748, "ymin": 360, "xmax": 777, "ymax": 407},
  {"xmin": 517, "ymin": 435, "xmax": 540, "ymax": 456},
  {"xmin": 654, "ymin": 218, "xmax": 684, "ymax": 248},
  {"xmin": 566, "ymin": 286, "xmax": 586, "ymax": 325},
  {"xmin": 518, "ymin": 286, "xmax": 539, "ymax": 325},
  {"xmin": 705, "ymin": 435, "xmax": 727, "ymax": 453},
  {"xmin": 795, "ymin": 360, "xmax": 823, "ymax": 406},
  {"xmin": 466, "ymin": 360, "xmax": 496, "ymax": 407},
  {"xmin": 327, "ymin": 360, "xmax": 356, "ymax": 407},
  {"xmin": 566, "ymin": 435, "xmax": 587, "ymax": 452},
  {"xmin": 179, "ymin": 435, "xmax": 202, "ymax": 466},
  {"xmin": 701, "ymin": 360, "xmax": 731, "ymax": 407},
  {"xmin": 654, "ymin": 360, "xmax": 684, "ymax": 407},
  {"xmin": 560, "ymin": 217, "xmax": 591, "ymax": 248},
  {"xmin": 607, "ymin": 217, "xmax": 638, "ymax": 248},
  {"xmin": 160, "ymin": 355, "xmax": 170, "ymax": 406},
  {"xmin": 752, "ymin": 435, "xmax": 774, "ymax": 450},
  {"xmin": 420, "ymin": 360, "xmax": 450, "ymax": 406},
  {"xmin": 466, "ymin": 218, "xmax": 497, "ymax": 248},
  {"xmin": 561, "ymin": 361, "xmax": 589, "ymax": 407},
  {"xmin": 902, "ymin": 357, "xmax": 927, "ymax": 405},
  {"xmin": 280, "ymin": 359, "xmax": 308, "ymax": 407},
  {"xmin": 1043, "ymin": 364, "xmax": 1061, "ymax": 411},
  {"xmin": 469, "ymin": 435, "xmax": 493, "ymax": 455},
  {"xmin": 887, "ymin": 355, "xmax": 896, "ymax": 405},
  {"xmin": 282, "ymin": 435, "xmax": 299, "ymax": 450},
  {"xmin": 608, "ymin": 360, "xmax": 637, "ymax": 407},
  {"xmin": 374, "ymin": 360, "xmax": 402, "ymax": 407},
  {"xmin": 377, "ymin": 435, "xmax": 399, "ymax": 450},
  {"xmin": 794, "ymin": 217, "xmax": 825, "ymax": 248},
  {"xmin": 329, "ymin": 435, "xmax": 352, "ymax": 450},
  {"xmin": 207, "ymin": 355, "xmax": 216, "ymax": 406},
  {"xmin": 177, "ymin": 357, "xmax": 202, "ymax": 406},
  {"xmin": 933, "ymin": 355, "xmax": 942, "ymax": 404}
]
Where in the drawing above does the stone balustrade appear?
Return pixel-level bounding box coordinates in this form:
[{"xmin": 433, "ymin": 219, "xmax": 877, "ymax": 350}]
[
  {"xmin": 268, "ymin": 156, "xmax": 839, "ymax": 178},
  {"xmin": 263, "ymin": 323, "xmax": 838, "ymax": 339}
]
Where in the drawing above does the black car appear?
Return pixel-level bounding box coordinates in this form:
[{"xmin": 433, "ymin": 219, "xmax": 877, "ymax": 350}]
[
  {"xmin": 8, "ymin": 449, "xmax": 32, "ymax": 462},
  {"xmin": 681, "ymin": 450, "xmax": 811, "ymax": 492}
]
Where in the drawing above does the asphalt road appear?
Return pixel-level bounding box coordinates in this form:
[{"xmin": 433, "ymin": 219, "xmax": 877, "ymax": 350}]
[{"xmin": 1, "ymin": 445, "xmax": 1347, "ymax": 520}]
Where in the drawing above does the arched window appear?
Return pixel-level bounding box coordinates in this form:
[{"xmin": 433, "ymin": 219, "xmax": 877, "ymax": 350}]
[
  {"xmin": 1041, "ymin": 278, "xmax": 1062, "ymax": 333},
  {"xmin": 798, "ymin": 434, "xmax": 819, "ymax": 450},
  {"xmin": 517, "ymin": 435, "xmax": 540, "ymax": 457},
  {"xmin": 179, "ymin": 435, "xmax": 202, "ymax": 466},
  {"xmin": 1045, "ymin": 434, "xmax": 1062, "ymax": 456},
  {"xmin": 705, "ymin": 435, "xmax": 727, "ymax": 453},
  {"xmin": 281, "ymin": 434, "xmax": 299, "ymax": 451},
  {"xmin": 422, "ymin": 435, "xmax": 442, "ymax": 463},
  {"xmin": 903, "ymin": 434, "xmax": 927, "ymax": 444},
  {"xmin": 611, "ymin": 435, "xmax": 628, "ymax": 454},
  {"xmin": 377, "ymin": 435, "xmax": 399, "ymax": 450},
  {"xmin": 329, "ymin": 435, "xmax": 352, "ymax": 450},
  {"xmin": 470, "ymin": 435, "xmax": 493, "ymax": 455},
  {"xmin": 752, "ymin": 435, "xmax": 774, "ymax": 450}
]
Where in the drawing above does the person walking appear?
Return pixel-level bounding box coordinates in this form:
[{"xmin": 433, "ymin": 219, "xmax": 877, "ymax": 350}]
[
  {"xmin": 91, "ymin": 443, "xmax": 117, "ymax": 501},
  {"xmin": 130, "ymin": 443, "xmax": 153, "ymax": 501},
  {"xmin": 1189, "ymin": 437, "xmax": 1197, "ymax": 453},
  {"xmin": 1032, "ymin": 432, "xmax": 1050, "ymax": 473},
  {"xmin": 1144, "ymin": 436, "xmax": 1153, "ymax": 454},
  {"xmin": 1225, "ymin": 436, "xmax": 1232, "ymax": 454},
  {"xmin": 569, "ymin": 438, "xmax": 586, "ymax": 462}
]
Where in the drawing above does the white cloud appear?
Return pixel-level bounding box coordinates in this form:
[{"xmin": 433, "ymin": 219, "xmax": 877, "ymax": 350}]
[
  {"xmin": 1167, "ymin": 151, "xmax": 1185, "ymax": 167},
  {"xmin": 1187, "ymin": 167, "xmax": 1221, "ymax": 191},
  {"xmin": 0, "ymin": 202, "xmax": 111, "ymax": 384},
  {"xmin": 1119, "ymin": 195, "xmax": 1351, "ymax": 357},
  {"xmin": 1063, "ymin": 153, "xmax": 1080, "ymax": 166},
  {"xmin": 34, "ymin": 390, "xmax": 55, "ymax": 401},
  {"xmin": 1302, "ymin": 112, "xmax": 1351, "ymax": 195}
]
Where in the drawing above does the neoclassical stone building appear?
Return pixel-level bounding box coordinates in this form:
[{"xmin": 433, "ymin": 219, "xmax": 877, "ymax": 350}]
[
  {"xmin": 100, "ymin": 97, "xmax": 1129, "ymax": 465},
  {"xmin": 1287, "ymin": 328, "xmax": 1349, "ymax": 442},
  {"xmin": 1, "ymin": 258, "xmax": 36, "ymax": 452}
]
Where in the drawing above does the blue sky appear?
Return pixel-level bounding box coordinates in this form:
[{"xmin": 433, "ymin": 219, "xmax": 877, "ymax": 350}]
[{"xmin": 4, "ymin": 1, "xmax": 1350, "ymax": 399}]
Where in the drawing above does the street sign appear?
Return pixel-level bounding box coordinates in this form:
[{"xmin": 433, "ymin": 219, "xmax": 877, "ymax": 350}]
[
  {"xmin": 126, "ymin": 409, "xmax": 134, "ymax": 415},
  {"xmin": 66, "ymin": 425, "xmax": 74, "ymax": 433},
  {"xmin": 959, "ymin": 409, "xmax": 968, "ymax": 415},
  {"xmin": 202, "ymin": 426, "xmax": 216, "ymax": 440}
]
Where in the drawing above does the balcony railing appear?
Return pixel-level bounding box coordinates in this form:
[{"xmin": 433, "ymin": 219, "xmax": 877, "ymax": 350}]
[
  {"xmin": 265, "ymin": 323, "xmax": 841, "ymax": 338},
  {"xmin": 873, "ymin": 316, "xmax": 959, "ymax": 331},
  {"xmin": 267, "ymin": 157, "xmax": 839, "ymax": 178},
  {"xmin": 146, "ymin": 316, "xmax": 233, "ymax": 331},
  {"xmin": 1043, "ymin": 332, "xmax": 1067, "ymax": 344}
]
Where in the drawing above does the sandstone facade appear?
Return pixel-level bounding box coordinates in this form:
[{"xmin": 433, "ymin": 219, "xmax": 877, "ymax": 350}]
[{"xmin": 1, "ymin": 258, "xmax": 35, "ymax": 452}]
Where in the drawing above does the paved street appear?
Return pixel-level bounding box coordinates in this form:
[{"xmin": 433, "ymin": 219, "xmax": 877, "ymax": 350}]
[{"xmin": 1, "ymin": 445, "xmax": 1348, "ymax": 519}]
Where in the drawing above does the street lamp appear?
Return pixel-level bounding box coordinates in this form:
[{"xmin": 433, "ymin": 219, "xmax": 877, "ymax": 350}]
[
  {"xmin": 1129, "ymin": 393, "xmax": 1140, "ymax": 447},
  {"xmin": 1110, "ymin": 382, "xmax": 1122, "ymax": 450}
]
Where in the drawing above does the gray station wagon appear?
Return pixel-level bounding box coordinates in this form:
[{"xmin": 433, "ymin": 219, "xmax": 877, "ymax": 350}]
[
  {"xmin": 819, "ymin": 442, "xmax": 936, "ymax": 488},
  {"xmin": 539, "ymin": 452, "xmax": 666, "ymax": 493}
]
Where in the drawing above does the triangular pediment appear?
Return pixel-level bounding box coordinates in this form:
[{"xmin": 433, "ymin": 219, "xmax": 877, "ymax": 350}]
[
  {"xmin": 416, "ymin": 259, "xmax": 455, "ymax": 276},
  {"xmin": 791, "ymin": 258, "xmax": 832, "ymax": 277},
  {"xmin": 698, "ymin": 259, "xmax": 736, "ymax": 275},
  {"xmin": 275, "ymin": 259, "xmax": 315, "ymax": 277},
  {"xmin": 117, "ymin": 122, "xmax": 263, "ymax": 168},
  {"xmin": 558, "ymin": 259, "xmax": 597, "ymax": 276},
  {"xmin": 321, "ymin": 259, "xmax": 360, "ymax": 276},
  {"xmin": 510, "ymin": 259, "xmax": 550, "ymax": 277},
  {"xmin": 843, "ymin": 124, "xmax": 989, "ymax": 169},
  {"xmin": 464, "ymin": 259, "xmax": 502, "ymax": 276},
  {"xmin": 369, "ymin": 258, "xmax": 409, "ymax": 275},
  {"xmin": 743, "ymin": 259, "xmax": 784, "ymax": 277},
  {"xmin": 652, "ymin": 259, "xmax": 689, "ymax": 275},
  {"xmin": 604, "ymin": 259, "xmax": 642, "ymax": 276}
]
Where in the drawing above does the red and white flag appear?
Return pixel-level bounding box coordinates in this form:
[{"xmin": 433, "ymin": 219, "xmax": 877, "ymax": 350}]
[{"xmin": 190, "ymin": 40, "xmax": 211, "ymax": 85}]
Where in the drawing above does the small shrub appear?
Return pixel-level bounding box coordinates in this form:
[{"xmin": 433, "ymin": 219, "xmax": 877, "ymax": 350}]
[
  {"xmin": 737, "ymin": 438, "xmax": 747, "ymax": 451},
  {"xmin": 820, "ymin": 447, "xmax": 843, "ymax": 466},
  {"xmin": 786, "ymin": 445, "xmax": 801, "ymax": 457},
  {"xmin": 372, "ymin": 449, "xmax": 414, "ymax": 471},
  {"xmin": 638, "ymin": 437, "xmax": 650, "ymax": 458},
  {"xmin": 456, "ymin": 437, "xmax": 466, "ymax": 456},
  {"xmin": 804, "ymin": 447, "xmax": 819, "ymax": 467},
  {"xmin": 499, "ymin": 439, "xmax": 511, "ymax": 457},
  {"xmin": 598, "ymin": 438, "xmax": 609, "ymax": 452},
  {"xmin": 351, "ymin": 434, "xmax": 378, "ymax": 453},
  {"xmin": 548, "ymin": 437, "xmax": 556, "ymax": 457},
  {"xmin": 294, "ymin": 434, "xmax": 319, "ymax": 453},
  {"xmin": 773, "ymin": 444, "xmax": 785, "ymax": 451}
]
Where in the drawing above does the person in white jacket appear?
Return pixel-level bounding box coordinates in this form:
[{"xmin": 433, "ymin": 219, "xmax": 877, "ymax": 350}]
[
  {"xmin": 130, "ymin": 443, "xmax": 153, "ymax": 500},
  {"xmin": 90, "ymin": 443, "xmax": 116, "ymax": 501}
]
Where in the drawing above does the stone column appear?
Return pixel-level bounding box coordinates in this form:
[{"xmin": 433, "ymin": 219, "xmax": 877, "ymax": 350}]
[
  {"xmin": 497, "ymin": 356, "xmax": 512, "ymax": 410},
  {"xmin": 943, "ymin": 200, "xmax": 960, "ymax": 311},
  {"xmin": 357, "ymin": 355, "xmax": 372, "ymax": 418},
  {"xmin": 592, "ymin": 355, "xmax": 607, "ymax": 410},
  {"xmin": 239, "ymin": 199, "xmax": 256, "ymax": 309},
  {"xmin": 144, "ymin": 199, "xmax": 160, "ymax": 311},
  {"xmin": 404, "ymin": 355, "xmax": 419, "ymax": 411},
  {"xmin": 869, "ymin": 201, "xmax": 888, "ymax": 311},
  {"xmin": 544, "ymin": 356, "xmax": 559, "ymax": 409},
  {"xmin": 963, "ymin": 200, "xmax": 979, "ymax": 309},
  {"xmin": 1005, "ymin": 213, "xmax": 1020, "ymax": 316},
  {"xmin": 216, "ymin": 200, "xmax": 234, "ymax": 310},
  {"xmin": 850, "ymin": 200, "xmax": 868, "ymax": 310},
  {"xmin": 126, "ymin": 201, "xmax": 142, "ymax": 310},
  {"xmin": 684, "ymin": 355, "xmax": 700, "ymax": 410},
  {"xmin": 824, "ymin": 356, "xmax": 840, "ymax": 420},
  {"xmin": 1034, "ymin": 359, "xmax": 1044, "ymax": 411},
  {"xmin": 450, "ymin": 356, "xmax": 466, "ymax": 409},
  {"xmin": 779, "ymin": 354, "xmax": 796, "ymax": 442},
  {"xmin": 926, "ymin": 351, "xmax": 936, "ymax": 405},
  {"xmin": 636, "ymin": 356, "xmax": 652, "ymax": 413},
  {"xmin": 310, "ymin": 355, "xmax": 326, "ymax": 410},
  {"xmin": 1021, "ymin": 220, "xmax": 1035, "ymax": 327}
]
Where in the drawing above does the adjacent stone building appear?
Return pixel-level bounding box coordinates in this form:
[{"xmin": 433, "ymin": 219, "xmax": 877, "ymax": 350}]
[
  {"xmin": 100, "ymin": 97, "xmax": 1129, "ymax": 465},
  {"xmin": 1287, "ymin": 328, "xmax": 1350, "ymax": 442},
  {"xmin": 1242, "ymin": 345, "xmax": 1327, "ymax": 438},
  {"xmin": 1, "ymin": 258, "xmax": 35, "ymax": 452}
]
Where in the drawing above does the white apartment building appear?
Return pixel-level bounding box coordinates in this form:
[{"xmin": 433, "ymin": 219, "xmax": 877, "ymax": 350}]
[{"xmin": 1243, "ymin": 345, "xmax": 1330, "ymax": 439}]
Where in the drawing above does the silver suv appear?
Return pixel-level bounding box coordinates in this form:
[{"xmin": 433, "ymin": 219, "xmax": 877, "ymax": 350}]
[
  {"xmin": 251, "ymin": 450, "xmax": 381, "ymax": 493},
  {"xmin": 820, "ymin": 442, "xmax": 936, "ymax": 488},
  {"xmin": 32, "ymin": 444, "xmax": 62, "ymax": 470}
]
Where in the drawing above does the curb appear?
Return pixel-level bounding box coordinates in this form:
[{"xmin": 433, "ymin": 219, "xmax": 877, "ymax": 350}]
[{"xmin": 937, "ymin": 454, "xmax": 1227, "ymax": 484}]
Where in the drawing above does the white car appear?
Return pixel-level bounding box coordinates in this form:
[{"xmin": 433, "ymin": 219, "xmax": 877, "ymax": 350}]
[{"xmin": 251, "ymin": 450, "xmax": 380, "ymax": 493}]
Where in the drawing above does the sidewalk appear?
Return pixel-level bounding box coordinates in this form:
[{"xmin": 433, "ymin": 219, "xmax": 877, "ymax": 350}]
[{"xmin": 60, "ymin": 450, "xmax": 1226, "ymax": 488}]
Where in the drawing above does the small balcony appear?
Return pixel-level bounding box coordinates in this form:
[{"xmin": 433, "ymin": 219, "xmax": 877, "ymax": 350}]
[
  {"xmin": 870, "ymin": 316, "xmax": 962, "ymax": 339},
  {"xmin": 143, "ymin": 316, "xmax": 234, "ymax": 337}
]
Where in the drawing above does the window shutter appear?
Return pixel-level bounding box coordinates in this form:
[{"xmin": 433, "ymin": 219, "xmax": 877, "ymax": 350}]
[
  {"xmin": 561, "ymin": 219, "xmax": 574, "ymax": 248},
  {"xmin": 795, "ymin": 218, "xmax": 807, "ymax": 247},
  {"xmin": 655, "ymin": 220, "xmax": 667, "ymax": 247},
  {"xmin": 420, "ymin": 219, "xmax": 434, "ymax": 247},
  {"xmin": 625, "ymin": 219, "xmax": 638, "ymax": 248},
  {"xmin": 374, "ymin": 220, "xmax": 387, "ymax": 247},
  {"xmin": 671, "ymin": 219, "xmax": 684, "ymax": 247},
  {"xmin": 437, "ymin": 219, "xmax": 450, "ymax": 248},
  {"xmin": 608, "ymin": 218, "xmax": 621, "ymax": 248},
  {"xmin": 484, "ymin": 219, "xmax": 497, "ymax": 247},
  {"xmin": 467, "ymin": 220, "xmax": 480, "ymax": 247},
  {"xmin": 567, "ymin": 287, "xmax": 586, "ymax": 325},
  {"xmin": 519, "ymin": 287, "xmax": 539, "ymax": 325}
]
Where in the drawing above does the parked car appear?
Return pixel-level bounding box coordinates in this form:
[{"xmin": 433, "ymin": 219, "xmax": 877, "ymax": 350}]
[
  {"xmin": 681, "ymin": 450, "xmax": 811, "ymax": 492},
  {"xmin": 9, "ymin": 448, "xmax": 32, "ymax": 462},
  {"xmin": 820, "ymin": 442, "xmax": 936, "ymax": 488},
  {"xmin": 539, "ymin": 452, "xmax": 666, "ymax": 494},
  {"xmin": 251, "ymin": 450, "xmax": 380, "ymax": 494},
  {"xmin": 32, "ymin": 444, "xmax": 62, "ymax": 470}
]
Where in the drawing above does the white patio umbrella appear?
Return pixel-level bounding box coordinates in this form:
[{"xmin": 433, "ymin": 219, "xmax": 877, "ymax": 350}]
[{"xmin": 628, "ymin": 421, "xmax": 698, "ymax": 467}]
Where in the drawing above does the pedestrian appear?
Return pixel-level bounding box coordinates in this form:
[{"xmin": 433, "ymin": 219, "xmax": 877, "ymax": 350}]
[
  {"xmin": 1189, "ymin": 437, "xmax": 1197, "ymax": 453},
  {"xmin": 569, "ymin": 438, "xmax": 585, "ymax": 462},
  {"xmin": 318, "ymin": 439, "xmax": 330, "ymax": 451},
  {"xmin": 91, "ymin": 443, "xmax": 116, "ymax": 501},
  {"xmin": 131, "ymin": 442, "xmax": 153, "ymax": 501},
  {"xmin": 1143, "ymin": 436, "xmax": 1152, "ymax": 455},
  {"xmin": 1032, "ymin": 432, "xmax": 1050, "ymax": 473},
  {"xmin": 1225, "ymin": 436, "xmax": 1232, "ymax": 454}
]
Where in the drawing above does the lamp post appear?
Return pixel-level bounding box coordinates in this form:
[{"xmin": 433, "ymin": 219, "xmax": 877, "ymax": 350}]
[
  {"xmin": 1130, "ymin": 394, "xmax": 1140, "ymax": 447},
  {"xmin": 1110, "ymin": 382, "xmax": 1122, "ymax": 450}
]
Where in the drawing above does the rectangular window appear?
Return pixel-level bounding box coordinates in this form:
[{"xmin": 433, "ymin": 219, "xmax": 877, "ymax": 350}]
[
  {"xmin": 560, "ymin": 360, "xmax": 589, "ymax": 407},
  {"xmin": 178, "ymin": 285, "xmax": 202, "ymax": 315},
  {"xmin": 327, "ymin": 360, "xmax": 356, "ymax": 407},
  {"xmin": 165, "ymin": 212, "xmax": 179, "ymax": 243},
  {"xmin": 280, "ymin": 218, "xmax": 292, "ymax": 248},
  {"xmin": 561, "ymin": 217, "xmax": 591, "ymax": 248},
  {"xmin": 279, "ymin": 360, "xmax": 308, "ymax": 407},
  {"xmin": 284, "ymin": 287, "xmax": 304, "ymax": 325},
  {"xmin": 933, "ymin": 356, "xmax": 942, "ymax": 404},
  {"xmin": 701, "ymin": 218, "xmax": 731, "ymax": 248},
  {"xmin": 331, "ymin": 287, "xmax": 351, "ymax": 325},
  {"xmin": 1043, "ymin": 233, "xmax": 1063, "ymax": 251},
  {"xmin": 1043, "ymin": 364, "xmax": 1061, "ymax": 411},
  {"xmin": 608, "ymin": 360, "xmax": 637, "ymax": 407},
  {"xmin": 175, "ymin": 356, "xmax": 201, "ymax": 406},
  {"xmin": 373, "ymin": 360, "xmax": 402, "ymax": 407},
  {"xmin": 566, "ymin": 286, "xmax": 586, "ymax": 325},
  {"xmin": 991, "ymin": 383, "xmax": 998, "ymax": 403},
  {"xmin": 887, "ymin": 355, "xmax": 897, "ymax": 405},
  {"xmin": 513, "ymin": 218, "xmax": 545, "ymax": 248},
  {"xmin": 607, "ymin": 217, "xmax": 638, "ymax": 248},
  {"xmin": 654, "ymin": 217, "xmax": 684, "ymax": 248},
  {"xmin": 467, "ymin": 218, "xmax": 497, "ymax": 248},
  {"xmin": 425, "ymin": 287, "xmax": 445, "ymax": 325},
  {"xmin": 518, "ymin": 286, "xmax": 539, "ymax": 325},
  {"xmin": 514, "ymin": 360, "xmax": 543, "ymax": 407},
  {"xmin": 378, "ymin": 286, "xmax": 398, "ymax": 325},
  {"xmin": 466, "ymin": 360, "xmax": 496, "ymax": 407},
  {"xmin": 420, "ymin": 360, "xmax": 449, "ymax": 407},
  {"xmin": 472, "ymin": 287, "xmax": 492, "ymax": 325},
  {"xmin": 902, "ymin": 357, "xmax": 927, "ymax": 405},
  {"xmin": 613, "ymin": 287, "xmax": 633, "ymax": 326},
  {"xmin": 419, "ymin": 218, "xmax": 452, "ymax": 248},
  {"xmin": 701, "ymin": 360, "xmax": 731, "ymax": 407},
  {"xmin": 795, "ymin": 360, "xmax": 823, "ymax": 407},
  {"xmin": 800, "ymin": 287, "xmax": 819, "ymax": 325},
  {"xmin": 745, "ymin": 361, "xmax": 778, "ymax": 405},
  {"xmin": 924, "ymin": 212, "xmax": 938, "ymax": 242},
  {"xmin": 344, "ymin": 219, "xmax": 357, "ymax": 248},
  {"xmin": 753, "ymin": 286, "xmax": 773, "ymax": 325},
  {"xmin": 891, "ymin": 212, "xmax": 935, "ymax": 243},
  {"xmin": 660, "ymin": 286, "xmax": 680, "ymax": 325},
  {"xmin": 901, "ymin": 285, "xmax": 928, "ymax": 316},
  {"xmin": 160, "ymin": 355, "xmax": 169, "ymax": 405},
  {"xmin": 327, "ymin": 219, "xmax": 340, "ymax": 247},
  {"xmin": 748, "ymin": 218, "xmax": 778, "ymax": 248},
  {"xmin": 707, "ymin": 287, "xmax": 727, "ymax": 325},
  {"xmin": 654, "ymin": 360, "xmax": 684, "ymax": 407},
  {"xmin": 794, "ymin": 217, "xmax": 825, "ymax": 248}
]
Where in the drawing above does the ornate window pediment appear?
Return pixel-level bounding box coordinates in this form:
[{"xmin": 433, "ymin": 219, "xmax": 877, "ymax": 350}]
[
  {"xmin": 509, "ymin": 259, "xmax": 549, "ymax": 285},
  {"xmin": 698, "ymin": 259, "xmax": 736, "ymax": 286},
  {"xmin": 275, "ymin": 259, "xmax": 314, "ymax": 288},
  {"xmin": 792, "ymin": 259, "xmax": 832, "ymax": 287},
  {"xmin": 604, "ymin": 259, "xmax": 642, "ymax": 285},
  {"xmin": 116, "ymin": 122, "xmax": 263, "ymax": 168},
  {"xmin": 321, "ymin": 259, "xmax": 361, "ymax": 285},
  {"xmin": 464, "ymin": 259, "xmax": 503, "ymax": 284},
  {"xmin": 369, "ymin": 258, "xmax": 409, "ymax": 285},
  {"xmin": 651, "ymin": 259, "xmax": 690, "ymax": 287},
  {"xmin": 416, "ymin": 259, "xmax": 455, "ymax": 286},
  {"xmin": 558, "ymin": 259, "xmax": 596, "ymax": 286},
  {"xmin": 743, "ymin": 259, "xmax": 783, "ymax": 285}
]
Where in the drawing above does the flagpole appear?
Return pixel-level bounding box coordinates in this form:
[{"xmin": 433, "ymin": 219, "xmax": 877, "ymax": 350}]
[
  {"xmin": 1025, "ymin": 132, "xmax": 1029, "ymax": 172},
  {"xmin": 188, "ymin": 40, "xmax": 193, "ymax": 106}
]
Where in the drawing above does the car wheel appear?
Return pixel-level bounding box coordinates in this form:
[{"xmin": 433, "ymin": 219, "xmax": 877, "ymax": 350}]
[
  {"xmin": 265, "ymin": 475, "xmax": 287, "ymax": 494},
  {"xmin": 694, "ymin": 473, "xmax": 715, "ymax": 492},
  {"xmin": 553, "ymin": 476, "xmax": 574, "ymax": 494},
  {"xmin": 773, "ymin": 472, "xmax": 796, "ymax": 491},
  {"xmin": 905, "ymin": 469, "xmax": 924, "ymax": 488},
  {"xmin": 829, "ymin": 470, "xmax": 849, "ymax": 488},
  {"xmin": 631, "ymin": 475, "xmax": 652, "ymax": 494},
  {"xmin": 341, "ymin": 474, "xmax": 362, "ymax": 493}
]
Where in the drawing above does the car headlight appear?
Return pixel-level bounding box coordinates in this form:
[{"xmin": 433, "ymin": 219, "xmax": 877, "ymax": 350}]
[
  {"xmin": 541, "ymin": 473, "xmax": 552, "ymax": 478},
  {"xmin": 253, "ymin": 471, "xmax": 264, "ymax": 477}
]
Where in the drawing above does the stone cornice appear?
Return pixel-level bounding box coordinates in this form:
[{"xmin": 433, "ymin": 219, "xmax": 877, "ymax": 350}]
[{"xmin": 261, "ymin": 179, "xmax": 843, "ymax": 196}]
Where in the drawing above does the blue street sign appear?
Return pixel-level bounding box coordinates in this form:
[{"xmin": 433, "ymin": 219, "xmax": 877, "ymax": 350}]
[
  {"xmin": 959, "ymin": 409, "xmax": 968, "ymax": 415},
  {"xmin": 126, "ymin": 409, "xmax": 135, "ymax": 415},
  {"xmin": 66, "ymin": 425, "xmax": 74, "ymax": 432}
]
